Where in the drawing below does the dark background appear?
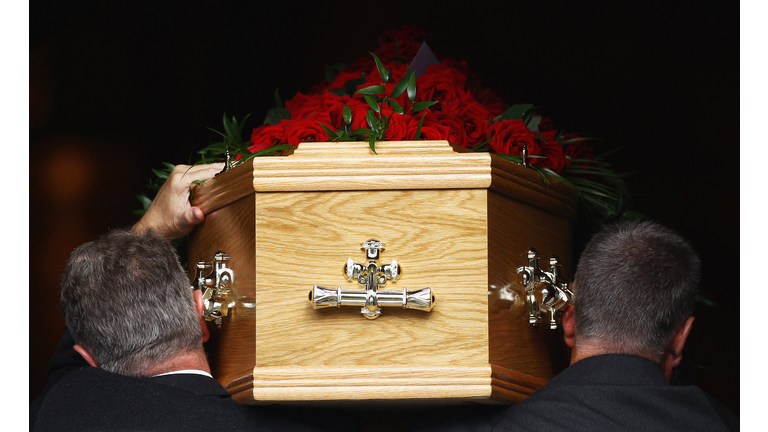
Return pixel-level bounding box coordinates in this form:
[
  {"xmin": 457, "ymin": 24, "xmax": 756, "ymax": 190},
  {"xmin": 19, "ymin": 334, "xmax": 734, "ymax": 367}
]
[{"xmin": 29, "ymin": 0, "xmax": 739, "ymax": 414}]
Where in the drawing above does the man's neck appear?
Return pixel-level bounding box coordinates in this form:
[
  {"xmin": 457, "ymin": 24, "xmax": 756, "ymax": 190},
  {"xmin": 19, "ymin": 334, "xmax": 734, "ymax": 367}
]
[
  {"xmin": 571, "ymin": 344, "xmax": 659, "ymax": 368},
  {"xmin": 145, "ymin": 349, "xmax": 211, "ymax": 376}
]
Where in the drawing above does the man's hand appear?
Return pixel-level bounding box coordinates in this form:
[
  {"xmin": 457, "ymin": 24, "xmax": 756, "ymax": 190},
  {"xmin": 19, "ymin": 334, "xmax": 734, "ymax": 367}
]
[{"xmin": 131, "ymin": 163, "xmax": 225, "ymax": 239}]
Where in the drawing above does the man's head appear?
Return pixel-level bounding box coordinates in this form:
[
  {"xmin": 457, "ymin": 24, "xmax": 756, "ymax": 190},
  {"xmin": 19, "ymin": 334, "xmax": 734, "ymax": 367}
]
[
  {"xmin": 60, "ymin": 229, "xmax": 205, "ymax": 377},
  {"xmin": 564, "ymin": 221, "xmax": 701, "ymax": 370}
]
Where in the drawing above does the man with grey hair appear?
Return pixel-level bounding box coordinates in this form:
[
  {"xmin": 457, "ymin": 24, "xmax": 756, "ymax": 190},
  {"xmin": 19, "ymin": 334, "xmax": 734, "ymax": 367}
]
[
  {"xmin": 413, "ymin": 220, "xmax": 738, "ymax": 431},
  {"xmin": 490, "ymin": 220, "xmax": 739, "ymax": 431},
  {"xmin": 60, "ymin": 229, "xmax": 210, "ymax": 378},
  {"xmin": 31, "ymin": 163, "xmax": 320, "ymax": 431}
]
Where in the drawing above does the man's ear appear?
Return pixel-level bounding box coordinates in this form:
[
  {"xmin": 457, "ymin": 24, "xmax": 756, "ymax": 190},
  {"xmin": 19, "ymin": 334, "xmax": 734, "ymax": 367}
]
[
  {"xmin": 661, "ymin": 316, "xmax": 695, "ymax": 382},
  {"xmin": 73, "ymin": 344, "xmax": 98, "ymax": 368},
  {"xmin": 193, "ymin": 289, "xmax": 210, "ymax": 343},
  {"xmin": 562, "ymin": 305, "xmax": 576, "ymax": 348}
]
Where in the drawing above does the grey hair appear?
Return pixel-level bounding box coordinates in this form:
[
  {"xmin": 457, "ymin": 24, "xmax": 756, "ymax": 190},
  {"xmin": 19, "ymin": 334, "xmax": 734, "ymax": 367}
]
[
  {"xmin": 60, "ymin": 229, "xmax": 202, "ymax": 377},
  {"xmin": 573, "ymin": 220, "xmax": 700, "ymax": 362}
]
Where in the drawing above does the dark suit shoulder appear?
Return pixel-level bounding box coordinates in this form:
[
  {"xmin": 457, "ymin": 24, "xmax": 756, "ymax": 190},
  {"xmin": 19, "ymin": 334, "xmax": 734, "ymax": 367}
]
[
  {"xmin": 31, "ymin": 367, "xmax": 312, "ymax": 432},
  {"xmin": 704, "ymin": 392, "xmax": 739, "ymax": 431},
  {"xmin": 491, "ymin": 355, "xmax": 735, "ymax": 432}
]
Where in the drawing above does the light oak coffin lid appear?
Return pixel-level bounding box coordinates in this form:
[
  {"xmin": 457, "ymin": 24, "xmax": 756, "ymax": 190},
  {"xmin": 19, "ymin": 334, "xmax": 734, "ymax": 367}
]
[{"xmin": 191, "ymin": 140, "xmax": 575, "ymax": 218}]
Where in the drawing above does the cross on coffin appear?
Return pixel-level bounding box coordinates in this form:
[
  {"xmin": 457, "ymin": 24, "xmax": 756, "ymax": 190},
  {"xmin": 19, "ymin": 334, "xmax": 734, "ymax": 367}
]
[{"xmin": 309, "ymin": 238, "xmax": 435, "ymax": 319}]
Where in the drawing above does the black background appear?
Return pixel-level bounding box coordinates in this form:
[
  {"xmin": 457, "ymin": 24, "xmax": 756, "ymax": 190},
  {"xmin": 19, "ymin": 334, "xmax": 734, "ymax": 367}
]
[{"xmin": 29, "ymin": 0, "xmax": 739, "ymax": 414}]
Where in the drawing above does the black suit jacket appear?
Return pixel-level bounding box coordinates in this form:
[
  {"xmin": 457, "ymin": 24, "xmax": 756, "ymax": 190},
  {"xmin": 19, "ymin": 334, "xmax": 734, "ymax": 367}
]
[
  {"xmin": 494, "ymin": 354, "xmax": 738, "ymax": 432},
  {"xmin": 31, "ymin": 330, "xmax": 321, "ymax": 432},
  {"xmin": 409, "ymin": 354, "xmax": 738, "ymax": 432}
]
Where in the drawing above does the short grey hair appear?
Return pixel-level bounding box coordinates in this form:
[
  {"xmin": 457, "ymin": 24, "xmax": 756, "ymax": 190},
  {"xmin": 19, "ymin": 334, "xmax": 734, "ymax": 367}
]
[
  {"xmin": 573, "ymin": 221, "xmax": 700, "ymax": 361},
  {"xmin": 60, "ymin": 229, "xmax": 202, "ymax": 377}
]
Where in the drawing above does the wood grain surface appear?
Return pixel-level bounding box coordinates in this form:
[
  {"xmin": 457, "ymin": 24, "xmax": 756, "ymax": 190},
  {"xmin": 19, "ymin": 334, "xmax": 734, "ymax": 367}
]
[
  {"xmin": 188, "ymin": 193, "xmax": 256, "ymax": 386},
  {"xmin": 254, "ymin": 189, "xmax": 489, "ymax": 367},
  {"xmin": 251, "ymin": 140, "xmax": 492, "ymax": 192},
  {"xmin": 188, "ymin": 140, "xmax": 576, "ymax": 404},
  {"xmin": 487, "ymin": 189, "xmax": 572, "ymax": 381},
  {"xmin": 248, "ymin": 365, "xmax": 491, "ymax": 402}
]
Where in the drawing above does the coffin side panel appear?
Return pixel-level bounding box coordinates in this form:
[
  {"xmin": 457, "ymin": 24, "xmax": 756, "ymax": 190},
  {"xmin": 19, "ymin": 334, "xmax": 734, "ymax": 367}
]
[
  {"xmin": 254, "ymin": 189, "xmax": 489, "ymax": 367},
  {"xmin": 189, "ymin": 193, "xmax": 256, "ymax": 388},
  {"xmin": 487, "ymin": 189, "xmax": 572, "ymax": 381}
]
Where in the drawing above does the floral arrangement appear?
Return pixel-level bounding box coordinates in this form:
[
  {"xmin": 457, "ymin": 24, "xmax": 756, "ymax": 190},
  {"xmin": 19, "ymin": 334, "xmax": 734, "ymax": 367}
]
[{"xmin": 140, "ymin": 26, "xmax": 638, "ymax": 224}]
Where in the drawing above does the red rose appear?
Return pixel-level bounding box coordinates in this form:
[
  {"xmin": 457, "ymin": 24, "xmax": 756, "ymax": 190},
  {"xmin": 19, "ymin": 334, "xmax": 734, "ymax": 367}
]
[
  {"xmin": 285, "ymin": 92, "xmax": 323, "ymax": 121},
  {"xmin": 358, "ymin": 62, "xmax": 412, "ymax": 112},
  {"xmin": 415, "ymin": 63, "xmax": 468, "ymax": 110},
  {"xmin": 248, "ymin": 123, "xmax": 287, "ymax": 153},
  {"xmin": 372, "ymin": 40, "xmax": 423, "ymax": 64},
  {"xmin": 382, "ymin": 108, "xmax": 413, "ymax": 141},
  {"xmin": 406, "ymin": 110, "xmax": 451, "ymax": 141},
  {"xmin": 347, "ymin": 102, "xmax": 373, "ymax": 131},
  {"xmin": 486, "ymin": 119, "xmax": 537, "ymax": 156},
  {"xmin": 537, "ymin": 115, "xmax": 556, "ymax": 133},
  {"xmin": 443, "ymin": 93, "xmax": 493, "ymax": 148},
  {"xmin": 283, "ymin": 119, "xmax": 330, "ymax": 145},
  {"xmin": 329, "ymin": 70, "xmax": 366, "ymax": 90},
  {"xmin": 434, "ymin": 112, "xmax": 465, "ymax": 147},
  {"xmin": 562, "ymin": 133, "xmax": 595, "ymax": 161},
  {"xmin": 364, "ymin": 62, "xmax": 409, "ymax": 86},
  {"xmin": 561, "ymin": 133, "xmax": 595, "ymax": 173},
  {"xmin": 441, "ymin": 58, "xmax": 482, "ymax": 90},
  {"xmin": 472, "ymin": 87, "xmax": 508, "ymax": 117},
  {"xmin": 533, "ymin": 131, "xmax": 567, "ymax": 174},
  {"xmin": 317, "ymin": 90, "xmax": 349, "ymax": 115}
]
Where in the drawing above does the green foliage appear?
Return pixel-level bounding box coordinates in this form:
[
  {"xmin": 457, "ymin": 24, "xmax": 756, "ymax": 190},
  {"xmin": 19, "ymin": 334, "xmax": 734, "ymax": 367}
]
[
  {"xmin": 264, "ymin": 89, "xmax": 291, "ymax": 125},
  {"xmin": 136, "ymin": 112, "xmax": 289, "ymax": 217},
  {"xmin": 320, "ymin": 55, "xmax": 433, "ymax": 153},
  {"xmin": 495, "ymin": 104, "xmax": 536, "ymax": 122}
]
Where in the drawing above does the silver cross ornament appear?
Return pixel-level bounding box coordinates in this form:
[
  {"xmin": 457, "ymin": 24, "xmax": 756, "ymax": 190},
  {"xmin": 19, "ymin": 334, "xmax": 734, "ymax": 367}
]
[{"xmin": 309, "ymin": 238, "xmax": 435, "ymax": 319}]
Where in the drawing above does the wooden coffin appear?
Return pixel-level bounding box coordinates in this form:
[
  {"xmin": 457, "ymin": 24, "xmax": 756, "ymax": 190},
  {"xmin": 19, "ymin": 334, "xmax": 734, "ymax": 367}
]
[{"xmin": 189, "ymin": 141, "xmax": 575, "ymax": 405}]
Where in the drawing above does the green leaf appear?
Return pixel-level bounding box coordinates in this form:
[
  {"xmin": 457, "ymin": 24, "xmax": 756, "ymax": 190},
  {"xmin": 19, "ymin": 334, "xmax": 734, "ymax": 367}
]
[
  {"xmin": 328, "ymin": 88, "xmax": 347, "ymax": 96},
  {"xmin": 407, "ymin": 71, "xmax": 416, "ymax": 102},
  {"xmin": 222, "ymin": 112, "xmax": 236, "ymax": 138},
  {"xmin": 388, "ymin": 98, "xmax": 404, "ymax": 114},
  {"xmin": 368, "ymin": 136, "xmax": 378, "ymax": 154},
  {"xmin": 560, "ymin": 136, "xmax": 601, "ymax": 145},
  {"xmin": 319, "ymin": 123, "xmax": 339, "ymax": 142},
  {"xmin": 370, "ymin": 52, "xmax": 389, "ymax": 83},
  {"xmin": 343, "ymin": 72, "xmax": 366, "ymax": 96},
  {"xmin": 363, "ymin": 95, "xmax": 381, "ymax": 113},
  {"xmin": 498, "ymin": 104, "xmax": 534, "ymax": 121},
  {"xmin": 274, "ymin": 88, "xmax": 283, "ymax": 108},
  {"xmin": 343, "ymin": 105, "xmax": 352, "ymax": 125},
  {"xmin": 355, "ymin": 85, "xmax": 385, "ymax": 95},
  {"xmin": 494, "ymin": 153, "xmax": 524, "ymax": 163},
  {"xmin": 366, "ymin": 111, "xmax": 380, "ymax": 133},
  {"xmin": 391, "ymin": 67, "xmax": 410, "ymax": 98},
  {"xmin": 522, "ymin": 108, "xmax": 535, "ymax": 124},
  {"xmin": 161, "ymin": 162, "xmax": 176, "ymax": 171},
  {"xmin": 526, "ymin": 115, "xmax": 541, "ymax": 132},
  {"xmin": 350, "ymin": 127, "xmax": 375, "ymax": 138},
  {"xmin": 198, "ymin": 139, "xmax": 229, "ymax": 154},
  {"xmin": 235, "ymin": 145, "xmax": 293, "ymax": 164},
  {"xmin": 264, "ymin": 107, "xmax": 291, "ymax": 125},
  {"xmin": 136, "ymin": 194, "xmax": 153, "ymax": 210},
  {"xmin": 413, "ymin": 100, "xmax": 438, "ymax": 112},
  {"xmin": 152, "ymin": 168, "xmax": 170, "ymax": 179},
  {"xmin": 414, "ymin": 112, "xmax": 427, "ymax": 140},
  {"xmin": 470, "ymin": 137, "xmax": 494, "ymax": 151}
]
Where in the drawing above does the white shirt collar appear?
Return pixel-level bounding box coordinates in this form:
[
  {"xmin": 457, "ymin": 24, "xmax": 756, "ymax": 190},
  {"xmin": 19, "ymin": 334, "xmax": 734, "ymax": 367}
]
[{"xmin": 152, "ymin": 369, "xmax": 213, "ymax": 379}]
